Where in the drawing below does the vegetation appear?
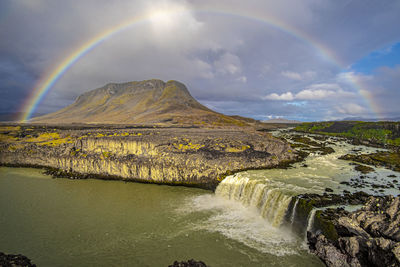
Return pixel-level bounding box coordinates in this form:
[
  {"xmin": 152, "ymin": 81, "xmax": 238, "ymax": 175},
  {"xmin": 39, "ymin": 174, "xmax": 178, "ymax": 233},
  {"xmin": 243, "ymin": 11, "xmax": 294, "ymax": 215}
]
[
  {"xmin": 340, "ymin": 152, "xmax": 400, "ymax": 172},
  {"xmin": 294, "ymin": 121, "xmax": 400, "ymax": 147}
]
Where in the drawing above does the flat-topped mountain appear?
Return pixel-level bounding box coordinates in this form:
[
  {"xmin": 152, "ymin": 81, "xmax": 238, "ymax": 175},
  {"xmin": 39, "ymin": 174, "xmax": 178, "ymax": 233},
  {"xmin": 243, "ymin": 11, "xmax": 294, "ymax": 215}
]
[{"xmin": 32, "ymin": 79, "xmax": 248, "ymax": 126}]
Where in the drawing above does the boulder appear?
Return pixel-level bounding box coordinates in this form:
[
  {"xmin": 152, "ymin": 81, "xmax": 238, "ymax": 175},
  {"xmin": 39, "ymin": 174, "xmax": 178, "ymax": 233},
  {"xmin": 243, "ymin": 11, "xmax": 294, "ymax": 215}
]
[{"xmin": 308, "ymin": 196, "xmax": 400, "ymax": 267}]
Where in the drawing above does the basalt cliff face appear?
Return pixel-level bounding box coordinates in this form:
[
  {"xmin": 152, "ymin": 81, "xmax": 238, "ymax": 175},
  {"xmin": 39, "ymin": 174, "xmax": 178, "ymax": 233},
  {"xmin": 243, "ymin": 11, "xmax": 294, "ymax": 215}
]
[
  {"xmin": 31, "ymin": 79, "xmax": 250, "ymax": 127},
  {"xmin": 0, "ymin": 125, "xmax": 296, "ymax": 189}
]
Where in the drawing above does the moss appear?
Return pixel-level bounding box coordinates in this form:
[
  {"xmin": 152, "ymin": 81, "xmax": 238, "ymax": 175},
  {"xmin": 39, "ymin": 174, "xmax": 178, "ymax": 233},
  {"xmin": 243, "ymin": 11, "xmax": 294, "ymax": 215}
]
[
  {"xmin": 102, "ymin": 151, "xmax": 111, "ymax": 158},
  {"xmin": 0, "ymin": 133, "xmax": 18, "ymax": 142},
  {"xmin": 354, "ymin": 164, "xmax": 374, "ymax": 174},
  {"xmin": 225, "ymin": 145, "xmax": 249, "ymax": 153},
  {"xmin": 41, "ymin": 138, "xmax": 73, "ymax": 146},
  {"xmin": 25, "ymin": 132, "xmax": 60, "ymax": 142},
  {"xmin": 173, "ymin": 142, "xmax": 205, "ymax": 152},
  {"xmin": 7, "ymin": 144, "xmax": 26, "ymax": 151},
  {"xmin": 340, "ymin": 151, "xmax": 400, "ymax": 172},
  {"xmin": 21, "ymin": 132, "xmax": 73, "ymax": 146},
  {"xmin": 388, "ymin": 137, "xmax": 400, "ymax": 146},
  {"xmin": 313, "ymin": 210, "xmax": 339, "ymax": 241},
  {"xmin": 0, "ymin": 126, "xmax": 21, "ymax": 132}
]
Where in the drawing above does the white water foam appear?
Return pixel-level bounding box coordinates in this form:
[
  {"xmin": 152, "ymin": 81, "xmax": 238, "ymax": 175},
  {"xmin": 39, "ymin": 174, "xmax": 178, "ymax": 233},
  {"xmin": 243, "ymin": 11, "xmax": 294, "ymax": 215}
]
[
  {"xmin": 179, "ymin": 194, "xmax": 301, "ymax": 256},
  {"xmin": 305, "ymin": 209, "xmax": 317, "ymax": 242},
  {"xmin": 290, "ymin": 198, "xmax": 299, "ymax": 226}
]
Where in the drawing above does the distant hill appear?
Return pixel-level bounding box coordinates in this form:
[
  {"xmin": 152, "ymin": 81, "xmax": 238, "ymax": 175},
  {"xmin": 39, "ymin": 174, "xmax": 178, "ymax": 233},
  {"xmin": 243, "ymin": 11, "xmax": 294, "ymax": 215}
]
[
  {"xmin": 342, "ymin": 117, "xmax": 400, "ymax": 122},
  {"xmin": 31, "ymin": 79, "xmax": 251, "ymax": 127},
  {"xmin": 0, "ymin": 112, "xmax": 45, "ymax": 122},
  {"xmin": 262, "ymin": 118, "xmax": 301, "ymax": 124}
]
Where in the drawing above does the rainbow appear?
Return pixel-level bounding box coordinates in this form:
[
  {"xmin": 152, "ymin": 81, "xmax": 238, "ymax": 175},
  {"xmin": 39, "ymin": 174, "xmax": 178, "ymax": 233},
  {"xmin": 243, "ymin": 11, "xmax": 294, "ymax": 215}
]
[{"xmin": 19, "ymin": 7, "xmax": 380, "ymax": 121}]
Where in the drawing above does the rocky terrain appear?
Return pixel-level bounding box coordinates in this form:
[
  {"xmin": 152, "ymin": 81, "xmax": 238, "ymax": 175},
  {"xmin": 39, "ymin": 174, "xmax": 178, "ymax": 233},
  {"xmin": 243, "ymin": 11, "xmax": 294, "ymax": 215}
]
[
  {"xmin": 0, "ymin": 252, "xmax": 36, "ymax": 267},
  {"xmin": 340, "ymin": 152, "xmax": 400, "ymax": 172},
  {"xmin": 307, "ymin": 195, "xmax": 400, "ymax": 267},
  {"xmin": 169, "ymin": 259, "xmax": 209, "ymax": 267},
  {"xmin": 0, "ymin": 125, "xmax": 296, "ymax": 189}
]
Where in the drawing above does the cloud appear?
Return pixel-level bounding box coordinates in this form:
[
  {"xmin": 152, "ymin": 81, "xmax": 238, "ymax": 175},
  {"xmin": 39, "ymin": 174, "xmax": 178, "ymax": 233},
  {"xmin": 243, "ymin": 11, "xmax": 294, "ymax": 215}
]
[
  {"xmin": 214, "ymin": 52, "xmax": 242, "ymax": 75},
  {"xmin": 296, "ymin": 89, "xmax": 335, "ymax": 100},
  {"xmin": 336, "ymin": 103, "xmax": 367, "ymax": 115},
  {"xmin": 280, "ymin": 70, "xmax": 317, "ymax": 81},
  {"xmin": 263, "ymin": 92, "xmax": 294, "ymax": 101},
  {"xmin": 281, "ymin": 71, "xmax": 302, "ymax": 80},
  {"xmin": 236, "ymin": 76, "xmax": 247, "ymax": 83},
  {"xmin": 0, "ymin": 0, "xmax": 399, "ymax": 121},
  {"xmin": 264, "ymin": 83, "xmax": 356, "ymax": 101},
  {"xmin": 342, "ymin": 66, "xmax": 400, "ymax": 117}
]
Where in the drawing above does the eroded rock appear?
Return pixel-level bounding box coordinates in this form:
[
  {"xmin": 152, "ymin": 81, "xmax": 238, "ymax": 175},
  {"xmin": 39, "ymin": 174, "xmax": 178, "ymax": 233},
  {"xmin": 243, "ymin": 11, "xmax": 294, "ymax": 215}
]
[
  {"xmin": 0, "ymin": 252, "xmax": 36, "ymax": 267},
  {"xmin": 169, "ymin": 259, "xmax": 209, "ymax": 267},
  {"xmin": 308, "ymin": 195, "xmax": 400, "ymax": 267}
]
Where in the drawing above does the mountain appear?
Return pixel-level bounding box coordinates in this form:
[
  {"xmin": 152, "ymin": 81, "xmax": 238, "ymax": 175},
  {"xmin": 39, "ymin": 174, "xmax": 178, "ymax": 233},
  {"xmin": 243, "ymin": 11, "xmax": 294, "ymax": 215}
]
[
  {"xmin": 31, "ymin": 79, "xmax": 250, "ymax": 127},
  {"xmin": 262, "ymin": 118, "xmax": 301, "ymax": 124}
]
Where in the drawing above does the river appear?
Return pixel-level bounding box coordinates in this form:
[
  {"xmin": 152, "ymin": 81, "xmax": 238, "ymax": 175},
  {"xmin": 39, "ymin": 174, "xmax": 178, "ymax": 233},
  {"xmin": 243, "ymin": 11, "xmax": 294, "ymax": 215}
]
[{"xmin": 0, "ymin": 131, "xmax": 399, "ymax": 266}]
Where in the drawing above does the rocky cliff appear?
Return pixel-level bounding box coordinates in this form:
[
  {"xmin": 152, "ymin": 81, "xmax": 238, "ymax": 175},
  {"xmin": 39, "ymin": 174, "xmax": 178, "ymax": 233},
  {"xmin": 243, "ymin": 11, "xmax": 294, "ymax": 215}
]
[{"xmin": 0, "ymin": 125, "xmax": 296, "ymax": 189}]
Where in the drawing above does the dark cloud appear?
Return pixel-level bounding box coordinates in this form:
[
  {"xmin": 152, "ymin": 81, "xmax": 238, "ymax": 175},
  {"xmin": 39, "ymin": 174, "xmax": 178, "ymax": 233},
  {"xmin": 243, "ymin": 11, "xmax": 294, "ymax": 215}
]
[{"xmin": 0, "ymin": 0, "xmax": 399, "ymax": 121}]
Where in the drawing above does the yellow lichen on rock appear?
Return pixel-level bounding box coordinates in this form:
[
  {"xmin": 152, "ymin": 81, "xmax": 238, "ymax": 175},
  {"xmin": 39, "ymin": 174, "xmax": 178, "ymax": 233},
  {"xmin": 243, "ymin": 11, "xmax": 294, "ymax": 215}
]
[{"xmin": 225, "ymin": 145, "xmax": 250, "ymax": 153}]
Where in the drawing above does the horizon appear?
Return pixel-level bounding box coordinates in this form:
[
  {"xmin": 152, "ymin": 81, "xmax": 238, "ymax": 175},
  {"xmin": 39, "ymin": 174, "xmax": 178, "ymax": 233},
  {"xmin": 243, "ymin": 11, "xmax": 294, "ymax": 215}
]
[{"xmin": 1, "ymin": 1, "xmax": 400, "ymax": 122}]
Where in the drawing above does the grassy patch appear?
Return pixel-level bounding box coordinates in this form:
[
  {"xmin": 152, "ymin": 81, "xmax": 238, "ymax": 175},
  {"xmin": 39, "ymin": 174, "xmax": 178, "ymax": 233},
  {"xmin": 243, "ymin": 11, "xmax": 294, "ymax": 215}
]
[{"xmin": 294, "ymin": 121, "xmax": 400, "ymax": 147}]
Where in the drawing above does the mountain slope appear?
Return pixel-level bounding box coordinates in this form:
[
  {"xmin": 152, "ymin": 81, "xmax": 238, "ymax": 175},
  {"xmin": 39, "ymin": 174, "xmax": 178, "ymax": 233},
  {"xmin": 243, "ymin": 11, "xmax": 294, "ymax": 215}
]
[{"xmin": 32, "ymin": 79, "xmax": 248, "ymax": 126}]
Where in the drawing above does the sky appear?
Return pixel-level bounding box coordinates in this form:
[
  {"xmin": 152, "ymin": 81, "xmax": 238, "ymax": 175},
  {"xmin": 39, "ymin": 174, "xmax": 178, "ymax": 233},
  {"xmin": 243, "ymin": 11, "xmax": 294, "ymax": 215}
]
[{"xmin": 0, "ymin": 0, "xmax": 400, "ymax": 122}]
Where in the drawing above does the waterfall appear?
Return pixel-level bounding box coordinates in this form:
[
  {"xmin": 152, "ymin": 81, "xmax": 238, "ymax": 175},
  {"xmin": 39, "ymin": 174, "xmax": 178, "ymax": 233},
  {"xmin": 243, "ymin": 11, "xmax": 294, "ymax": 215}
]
[
  {"xmin": 290, "ymin": 198, "xmax": 299, "ymax": 226},
  {"xmin": 305, "ymin": 209, "xmax": 317, "ymax": 241},
  {"xmin": 215, "ymin": 174, "xmax": 292, "ymax": 227}
]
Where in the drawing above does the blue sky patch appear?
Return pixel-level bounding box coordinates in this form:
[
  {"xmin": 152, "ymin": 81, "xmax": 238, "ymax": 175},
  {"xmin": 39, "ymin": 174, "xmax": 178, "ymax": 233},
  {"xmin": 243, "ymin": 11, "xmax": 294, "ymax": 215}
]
[{"xmin": 351, "ymin": 42, "xmax": 400, "ymax": 74}]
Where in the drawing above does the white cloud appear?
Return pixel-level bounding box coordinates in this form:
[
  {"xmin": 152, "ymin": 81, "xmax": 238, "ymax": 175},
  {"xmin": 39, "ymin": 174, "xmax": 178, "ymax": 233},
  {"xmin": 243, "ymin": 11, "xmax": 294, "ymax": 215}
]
[
  {"xmin": 336, "ymin": 103, "xmax": 367, "ymax": 115},
  {"xmin": 236, "ymin": 76, "xmax": 247, "ymax": 83},
  {"xmin": 280, "ymin": 70, "xmax": 317, "ymax": 81},
  {"xmin": 307, "ymin": 83, "xmax": 341, "ymax": 91},
  {"xmin": 263, "ymin": 92, "xmax": 294, "ymax": 101},
  {"xmin": 281, "ymin": 71, "xmax": 302, "ymax": 80},
  {"xmin": 146, "ymin": 0, "xmax": 203, "ymax": 41},
  {"xmin": 304, "ymin": 71, "xmax": 317, "ymax": 79},
  {"xmin": 296, "ymin": 89, "xmax": 335, "ymax": 100},
  {"xmin": 264, "ymin": 83, "xmax": 356, "ymax": 101},
  {"xmin": 214, "ymin": 52, "xmax": 242, "ymax": 75}
]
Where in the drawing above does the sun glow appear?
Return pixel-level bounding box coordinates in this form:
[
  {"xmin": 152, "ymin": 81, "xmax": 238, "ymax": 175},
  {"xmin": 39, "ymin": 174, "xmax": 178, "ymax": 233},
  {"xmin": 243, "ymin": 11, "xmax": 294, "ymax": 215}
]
[
  {"xmin": 150, "ymin": 10, "xmax": 174, "ymax": 27},
  {"xmin": 147, "ymin": 5, "xmax": 186, "ymax": 31}
]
